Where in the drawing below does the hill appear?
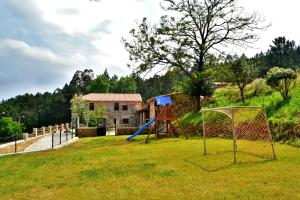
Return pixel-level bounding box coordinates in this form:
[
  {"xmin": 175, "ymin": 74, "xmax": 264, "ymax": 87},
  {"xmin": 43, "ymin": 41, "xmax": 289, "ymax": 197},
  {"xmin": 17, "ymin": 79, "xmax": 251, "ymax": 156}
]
[{"xmin": 181, "ymin": 74, "xmax": 300, "ymax": 146}]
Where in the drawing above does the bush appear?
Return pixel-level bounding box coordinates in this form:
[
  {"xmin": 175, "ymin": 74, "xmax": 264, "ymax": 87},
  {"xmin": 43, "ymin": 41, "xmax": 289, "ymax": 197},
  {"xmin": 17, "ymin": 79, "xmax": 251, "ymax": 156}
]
[
  {"xmin": 213, "ymin": 86, "xmax": 241, "ymax": 103},
  {"xmin": 269, "ymin": 117, "xmax": 300, "ymax": 144},
  {"xmin": 0, "ymin": 117, "xmax": 23, "ymax": 142},
  {"xmin": 252, "ymin": 78, "xmax": 273, "ymax": 96},
  {"xmin": 266, "ymin": 67, "xmax": 297, "ymax": 99}
]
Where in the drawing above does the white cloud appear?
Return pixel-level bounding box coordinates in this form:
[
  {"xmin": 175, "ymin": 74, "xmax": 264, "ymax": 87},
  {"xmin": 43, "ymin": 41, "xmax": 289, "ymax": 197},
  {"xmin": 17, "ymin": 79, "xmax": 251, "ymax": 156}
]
[
  {"xmin": 1, "ymin": 0, "xmax": 300, "ymax": 100},
  {"xmin": 0, "ymin": 39, "xmax": 67, "ymax": 66},
  {"xmin": 34, "ymin": 0, "xmax": 150, "ymax": 35}
]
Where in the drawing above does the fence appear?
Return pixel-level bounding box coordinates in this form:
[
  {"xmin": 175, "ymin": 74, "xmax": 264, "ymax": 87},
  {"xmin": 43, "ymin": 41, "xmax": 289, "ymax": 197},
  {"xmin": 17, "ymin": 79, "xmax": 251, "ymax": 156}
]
[{"xmin": 0, "ymin": 123, "xmax": 77, "ymax": 156}]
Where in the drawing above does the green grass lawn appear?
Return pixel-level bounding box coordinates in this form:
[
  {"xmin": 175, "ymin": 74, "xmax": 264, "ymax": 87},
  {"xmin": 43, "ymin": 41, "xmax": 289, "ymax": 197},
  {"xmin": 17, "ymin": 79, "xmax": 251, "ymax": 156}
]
[{"xmin": 1, "ymin": 136, "xmax": 300, "ymax": 200}]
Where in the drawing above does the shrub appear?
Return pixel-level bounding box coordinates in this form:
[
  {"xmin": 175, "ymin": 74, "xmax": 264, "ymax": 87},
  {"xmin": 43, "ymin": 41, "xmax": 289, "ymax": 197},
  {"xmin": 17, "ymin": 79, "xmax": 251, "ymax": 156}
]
[
  {"xmin": 269, "ymin": 118, "xmax": 300, "ymax": 143},
  {"xmin": 252, "ymin": 78, "xmax": 273, "ymax": 96},
  {"xmin": 266, "ymin": 67, "xmax": 297, "ymax": 99},
  {"xmin": 213, "ymin": 86, "xmax": 241, "ymax": 103},
  {"xmin": 0, "ymin": 117, "xmax": 23, "ymax": 142}
]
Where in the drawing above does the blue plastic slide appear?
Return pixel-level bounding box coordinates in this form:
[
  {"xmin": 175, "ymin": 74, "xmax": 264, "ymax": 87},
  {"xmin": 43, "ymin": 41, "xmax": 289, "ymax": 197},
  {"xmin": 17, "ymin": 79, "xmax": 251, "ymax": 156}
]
[{"xmin": 127, "ymin": 118, "xmax": 156, "ymax": 141}]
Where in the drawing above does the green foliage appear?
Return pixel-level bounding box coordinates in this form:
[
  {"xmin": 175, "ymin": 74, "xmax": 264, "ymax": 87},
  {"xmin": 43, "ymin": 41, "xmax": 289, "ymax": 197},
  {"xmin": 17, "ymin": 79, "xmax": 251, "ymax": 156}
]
[
  {"xmin": 224, "ymin": 56, "xmax": 258, "ymax": 101},
  {"xmin": 113, "ymin": 76, "xmax": 137, "ymax": 93},
  {"xmin": 266, "ymin": 67, "xmax": 297, "ymax": 99},
  {"xmin": 69, "ymin": 69, "xmax": 94, "ymax": 93},
  {"xmin": 180, "ymin": 112, "xmax": 202, "ymax": 127},
  {"xmin": 86, "ymin": 74, "xmax": 111, "ymax": 93},
  {"xmin": 175, "ymin": 72, "xmax": 215, "ymax": 100},
  {"xmin": 86, "ymin": 104, "xmax": 107, "ymax": 127},
  {"xmin": 213, "ymin": 86, "xmax": 241, "ymax": 103},
  {"xmin": 85, "ymin": 69, "xmax": 137, "ymax": 94},
  {"xmin": 0, "ymin": 117, "xmax": 22, "ymax": 141},
  {"xmin": 254, "ymin": 36, "xmax": 300, "ymax": 76},
  {"xmin": 71, "ymin": 95, "xmax": 106, "ymax": 127},
  {"xmin": 252, "ymin": 78, "xmax": 273, "ymax": 96},
  {"xmin": 267, "ymin": 37, "xmax": 298, "ymax": 69},
  {"xmin": 70, "ymin": 95, "xmax": 89, "ymax": 125}
]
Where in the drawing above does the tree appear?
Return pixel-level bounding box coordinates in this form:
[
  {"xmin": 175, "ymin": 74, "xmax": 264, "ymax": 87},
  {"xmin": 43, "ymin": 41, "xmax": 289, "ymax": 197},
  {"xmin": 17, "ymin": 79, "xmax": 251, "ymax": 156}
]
[
  {"xmin": 87, "ymin": 104, "xmax": 106, "ymax": 127},
  {"xmin": 266, "ymin": 37, "xmax": 296, "ymax": 68},
  {"xmin": 123, "ymin": 0, "xmax": 267, "ymax": 110},
  {"xmin": 70, "ymin": 95, "xmax": 88, "ymax": 125},
  {"xmin": 70, "ymin": 69, "xmax": 94, "ymax": 93},
  {"xmin": 114, "ymin": 76, "xmax": 137, "ymax": 93},
  {"xmin": 175, "ymin": 72, "xmax": 215, "ymax": 109},
  {"xmin": 85, "ymin": 74, "xmax": 110, "ymax": 93},
  {"xmin": 227, "ymin": 55, "xmax": 257, "ymax": 102},
  {"xmin": 266, "ymin": 67, "xmax": 297, "ymax": 99}
]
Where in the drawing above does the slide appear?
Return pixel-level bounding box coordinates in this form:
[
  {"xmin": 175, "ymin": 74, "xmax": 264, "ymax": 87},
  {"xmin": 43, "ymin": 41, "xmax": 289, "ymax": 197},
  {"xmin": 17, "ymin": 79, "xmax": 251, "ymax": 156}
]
[{"xmin": 127, "ymin": 118, "xmax": 156, "ymax": 141}]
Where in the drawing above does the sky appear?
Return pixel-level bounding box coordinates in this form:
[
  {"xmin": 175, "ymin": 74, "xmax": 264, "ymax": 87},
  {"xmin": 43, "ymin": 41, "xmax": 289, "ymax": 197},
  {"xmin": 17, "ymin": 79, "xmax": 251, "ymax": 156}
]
[{"xmin": 0, "ymin": 0, "xmax": 300, "ymax": 100}]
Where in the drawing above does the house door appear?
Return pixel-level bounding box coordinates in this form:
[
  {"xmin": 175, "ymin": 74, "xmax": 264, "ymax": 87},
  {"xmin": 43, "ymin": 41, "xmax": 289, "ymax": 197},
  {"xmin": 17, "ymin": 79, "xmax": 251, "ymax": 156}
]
[{"xmin": 97, "ymin": 118, "xmax": 107, "ymax": 136}]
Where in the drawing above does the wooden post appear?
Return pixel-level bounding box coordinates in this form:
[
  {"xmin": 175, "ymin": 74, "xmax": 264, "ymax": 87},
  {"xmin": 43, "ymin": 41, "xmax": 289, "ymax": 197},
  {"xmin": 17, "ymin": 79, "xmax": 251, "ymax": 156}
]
[
  {"xmin": 232, "ymin": 107, "xmax": 237, "ymax": 164},
  {"xmin": 55, "ymin": 125, "xmax": 59, "ymax": 133},
  {"xmin": 202, "ymin": 112, "xmax": 207, "ymax": 156},
  {"xmin": 48, "ymin": 126, "xmax": 52, "ymax": 134}
]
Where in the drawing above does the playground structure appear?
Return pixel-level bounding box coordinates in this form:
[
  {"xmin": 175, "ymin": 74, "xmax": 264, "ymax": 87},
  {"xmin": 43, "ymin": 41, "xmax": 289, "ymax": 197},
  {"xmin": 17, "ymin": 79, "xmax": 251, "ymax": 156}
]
[
  {"xmin": 201, "ymin": 106, "xmax": 276, "ymax": 164},
  {"xmin": 127, "ymin": 95, "xmax": 186, "ymax": 142}
]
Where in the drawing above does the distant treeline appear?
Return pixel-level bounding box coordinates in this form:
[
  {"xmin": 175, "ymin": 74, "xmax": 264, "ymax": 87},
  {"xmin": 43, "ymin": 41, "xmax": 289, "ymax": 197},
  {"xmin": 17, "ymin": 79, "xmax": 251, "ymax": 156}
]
[
  {"xmin": 0, "ymin": 69, "xmax": 183, "ymax": 132},
  {"xmin": 0, "ymin": 36, "xmax": 299, "ymax": 132}
]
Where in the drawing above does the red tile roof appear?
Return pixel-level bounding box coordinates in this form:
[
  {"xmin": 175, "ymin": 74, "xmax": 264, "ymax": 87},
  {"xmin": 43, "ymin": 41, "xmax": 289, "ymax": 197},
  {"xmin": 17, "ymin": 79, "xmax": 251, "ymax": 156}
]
[{"xmin": 81, "ymin": 93, "xmax": 142, "ymax": 102}]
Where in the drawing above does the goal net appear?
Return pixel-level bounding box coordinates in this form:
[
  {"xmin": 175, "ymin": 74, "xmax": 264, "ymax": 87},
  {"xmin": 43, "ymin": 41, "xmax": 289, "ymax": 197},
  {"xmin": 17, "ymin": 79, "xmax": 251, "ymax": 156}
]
[{"xmin": 201, "ymin": 106, "xmax": 275, "ymax": 163}]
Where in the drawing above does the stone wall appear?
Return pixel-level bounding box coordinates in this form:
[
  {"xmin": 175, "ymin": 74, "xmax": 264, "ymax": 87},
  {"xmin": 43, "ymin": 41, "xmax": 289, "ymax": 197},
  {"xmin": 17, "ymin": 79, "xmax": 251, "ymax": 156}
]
[
  {"xmin": 0, "ymin": 136, "xmax": 42, "ymax": 155},
  {"xmin": 77, "ymin": 127, "xmax": 98, "ymax": 137},
  {"xmin": 169, "ymin": 93, "xmax": 195, "ymax": 117}
]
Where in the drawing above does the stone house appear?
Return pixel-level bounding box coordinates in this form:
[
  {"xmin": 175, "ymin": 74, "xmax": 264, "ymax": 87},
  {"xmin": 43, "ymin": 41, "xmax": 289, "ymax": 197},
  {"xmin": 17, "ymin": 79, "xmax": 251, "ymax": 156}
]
[{"xmin": 80, "ymin": 93, "xmax": 142, "ymax": 128}]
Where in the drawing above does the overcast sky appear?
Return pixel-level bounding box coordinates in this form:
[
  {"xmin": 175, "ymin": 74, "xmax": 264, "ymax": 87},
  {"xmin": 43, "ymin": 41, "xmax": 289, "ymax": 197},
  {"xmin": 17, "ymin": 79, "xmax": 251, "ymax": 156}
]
[{"xmin": 0, "ymin": 0, "xmax": 300, "ymax": 100}]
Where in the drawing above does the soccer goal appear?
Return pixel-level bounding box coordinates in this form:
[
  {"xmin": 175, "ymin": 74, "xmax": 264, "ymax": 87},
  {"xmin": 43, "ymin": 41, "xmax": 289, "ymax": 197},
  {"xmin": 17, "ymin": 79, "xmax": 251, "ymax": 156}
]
[{"xmin": 201, "ymin": 106, "xmax": 275, "ymax": 164}]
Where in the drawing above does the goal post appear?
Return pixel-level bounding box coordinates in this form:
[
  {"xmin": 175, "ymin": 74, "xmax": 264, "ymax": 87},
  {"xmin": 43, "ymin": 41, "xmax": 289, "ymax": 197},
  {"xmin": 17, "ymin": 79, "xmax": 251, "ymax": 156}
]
[{"xmin": 201, "ymin": 106, "xmax": 275, "ymax": 164}]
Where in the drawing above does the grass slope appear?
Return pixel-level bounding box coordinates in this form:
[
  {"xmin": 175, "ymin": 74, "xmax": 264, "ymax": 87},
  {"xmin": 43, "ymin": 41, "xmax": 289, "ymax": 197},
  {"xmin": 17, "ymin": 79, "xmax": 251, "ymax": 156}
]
[
  {"xmin": 0, "ymin": 136, "xmax": 300, "ymax": 200},
  {"xmin": 181, "ymin": 75, "xmax": 300, "ymax": 127}
]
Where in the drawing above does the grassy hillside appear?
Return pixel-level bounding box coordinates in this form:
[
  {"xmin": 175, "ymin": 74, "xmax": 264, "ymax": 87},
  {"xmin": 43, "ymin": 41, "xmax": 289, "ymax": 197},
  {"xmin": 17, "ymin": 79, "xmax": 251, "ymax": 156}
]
[
  {"xmin": 0, "ymin": 136, "xmax": 300, "ymax": 199},
  {"xmin": 181, "ymin": 75, "xmax": 300, "ymax": 144},
  {"xmin": 209, "ymin": 75, "xmax": 300, "ymax": 122}
]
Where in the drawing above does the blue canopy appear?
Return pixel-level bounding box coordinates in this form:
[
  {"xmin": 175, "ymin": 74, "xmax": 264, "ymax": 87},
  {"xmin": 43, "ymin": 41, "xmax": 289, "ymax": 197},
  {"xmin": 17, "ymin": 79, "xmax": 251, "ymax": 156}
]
[{"xmin": 155, "ymin": 95, "xmax": 173, "ymax": 106}]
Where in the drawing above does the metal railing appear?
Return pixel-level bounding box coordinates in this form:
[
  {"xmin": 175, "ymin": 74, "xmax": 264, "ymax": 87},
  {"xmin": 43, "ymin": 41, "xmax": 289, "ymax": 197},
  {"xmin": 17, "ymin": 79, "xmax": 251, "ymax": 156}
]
[{"xmin": 0, "ymin": 123, "xmax": 77, "ymax": 156}]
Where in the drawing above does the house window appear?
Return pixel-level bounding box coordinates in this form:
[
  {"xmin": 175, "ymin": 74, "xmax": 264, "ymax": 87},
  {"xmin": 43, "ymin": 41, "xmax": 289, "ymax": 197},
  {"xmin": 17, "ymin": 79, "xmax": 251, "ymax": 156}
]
[
  {"xmin": 89, "ymin": 103, "xmax": 95, "ymax": 111},
  {"xmin": 122, "ymin": 118, "xmax": 129, "ymax": 125},
  {"xmin": 114, "ymin": 103, "xmax": 119, "ymax": 111},
  {"xmin": 122, "ymin": 105, "xmax": 128, "ymax": 111}
]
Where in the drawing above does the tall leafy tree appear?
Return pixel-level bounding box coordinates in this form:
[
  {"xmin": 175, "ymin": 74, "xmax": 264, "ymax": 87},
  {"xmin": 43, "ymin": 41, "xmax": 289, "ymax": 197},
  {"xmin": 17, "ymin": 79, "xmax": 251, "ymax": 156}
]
[
  {"xmin": 70, "ymin": 69, "xmax": 94, "ymax": 93},
  {"xmin": 115, "ymin": 76, "xmax": 137, "ymax": 93},
  {"xmin": 227, "ymin": 55, "xmax": 258, "ymax": 102},
  {"xmin": 85, "ymin": 75, "xmax": 111, "ymax": 93},
  {"xmin": 123, "ymin": 0, "xmax": 267, "ymax": 110},
  {"xmin": 266, "ymin": 37, "xmax": 296, "ymax": 68}
]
